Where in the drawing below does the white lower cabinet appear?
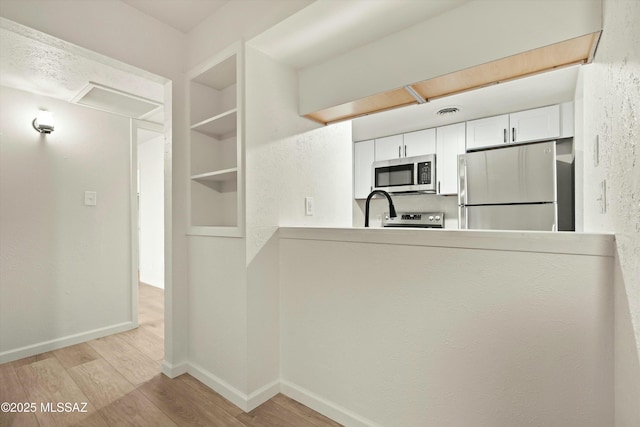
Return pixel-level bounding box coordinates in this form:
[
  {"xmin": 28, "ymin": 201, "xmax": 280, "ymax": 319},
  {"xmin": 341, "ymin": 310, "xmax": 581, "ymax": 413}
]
[
  {"xmin": 354, "ymin": 139, "xmax": 375, "ymax": 199},
  {"xmin": 436, "ymin": 122, "xmax": 466, "ymax": 195}
]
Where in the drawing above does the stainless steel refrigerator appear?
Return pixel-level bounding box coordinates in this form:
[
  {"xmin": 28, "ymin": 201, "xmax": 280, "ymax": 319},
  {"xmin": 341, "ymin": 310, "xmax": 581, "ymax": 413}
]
[{"xmin": 458, "ymin": 140, "xmax": 563, "ymax": 231}]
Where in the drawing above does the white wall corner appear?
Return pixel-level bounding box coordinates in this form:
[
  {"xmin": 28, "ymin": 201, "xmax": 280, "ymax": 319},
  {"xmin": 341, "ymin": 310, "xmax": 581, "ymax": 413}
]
[
  {"xmin": 184, "ymin": 362, "xmax": 281, "ymax": 412},
  {"xmin": 161, "ymin": 360, "xmax": 189, "ymax": 378},
  {"xmin": 246, "ymin": 380, "xmax": 281, "ymax": 412},
  {"xmin": 186, "ymin": 361, "xmax": 252, "ymax": 412}
]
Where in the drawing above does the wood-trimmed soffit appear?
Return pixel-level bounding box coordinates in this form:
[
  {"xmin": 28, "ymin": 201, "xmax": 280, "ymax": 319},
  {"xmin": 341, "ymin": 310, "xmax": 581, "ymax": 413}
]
[{"xmin": 305, "ymin": 31, "xmax": 601, "ymax": 125}]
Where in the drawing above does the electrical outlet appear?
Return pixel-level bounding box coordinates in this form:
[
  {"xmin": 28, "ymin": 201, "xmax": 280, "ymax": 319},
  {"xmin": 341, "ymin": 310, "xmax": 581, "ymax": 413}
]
[
  {"xmin": 84, "ymin": 191, "xmax": 97, "ymax": 206},
  {"xmin": 305, "ymin": 197, "xmax": 313, "ymax": 216}
]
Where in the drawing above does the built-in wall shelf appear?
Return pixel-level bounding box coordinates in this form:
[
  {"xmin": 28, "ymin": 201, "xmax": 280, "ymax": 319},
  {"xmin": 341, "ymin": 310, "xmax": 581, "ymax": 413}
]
[
  {"xmin": 188, "ymin": 41, "xmax": 244, "ymax": 236},
  {"xmin": 191, "ymin": 108, "xmax": 237, "ymax": 139},
  {"xmin": 191, "ymin": 168, "xmax": 237, "ymax": 184},
  {"xmin": 188, "ymin": 225, "xmax": 243, "ymax": 238}
]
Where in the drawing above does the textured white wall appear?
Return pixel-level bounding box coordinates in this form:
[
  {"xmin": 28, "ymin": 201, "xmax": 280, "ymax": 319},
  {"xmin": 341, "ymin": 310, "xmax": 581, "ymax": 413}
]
[
  {"xmin": 244, "ymin": 46, "xmax": 352, "ymax": 394},
  {"xmin": 578, "ymin": 0, "xmax": 640, "ymax": 424},
  {"xmin": 280, "ymin": 233, "xmax": 614, "ymax": 426},
  {"xmin": 188, "ymin": 236, "xmax": 248, "ymax": 392},
  {"xmin": 0, "ymin": 0, "xmax": 190, "ymax": 366},
  {"xmin": 0, "ymin": 86, "xmax": 132, "ymax": 360},
  {"xmin": 138, "ymin": 134, "xmax": 165, "ymax": 289}
]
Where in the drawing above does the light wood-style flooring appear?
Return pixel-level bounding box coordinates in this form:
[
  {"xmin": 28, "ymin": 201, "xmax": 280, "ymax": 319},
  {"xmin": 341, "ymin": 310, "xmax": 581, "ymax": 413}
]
[{"xmin": 0, "ymin": 283, "xmax": 341, "ymax": 427}]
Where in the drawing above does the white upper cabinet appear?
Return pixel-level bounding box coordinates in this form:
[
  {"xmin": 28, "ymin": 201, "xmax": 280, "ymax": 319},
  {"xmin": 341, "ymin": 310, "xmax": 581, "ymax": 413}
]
[
  {"xmin": 466, "ymin": 114, "xmax": 509, "ymax": 150},
  {"xmin": 374, "ymin": 129, "xmax": 436, "ymax": 161},
  {"xmin": 510, "ymin": 104, "xmax": 560, "ymax": 143},
  {"xmin": 403, "ymin": 128, "xmax": 436, "ymax": 157},
  {"xmin": 436, "ymin": 122, "xmax": 466, "ymax": 195},
  {"xmin": 466, "ymin": 104, "xmax": 562, "ymax": 150},
  {"xmin": 353, "ymin": 139, "xmax": 375, "ymax": 199},
  {"xmin": 374, "ymin": 134, "xmax": 403, "ymax": 161}
]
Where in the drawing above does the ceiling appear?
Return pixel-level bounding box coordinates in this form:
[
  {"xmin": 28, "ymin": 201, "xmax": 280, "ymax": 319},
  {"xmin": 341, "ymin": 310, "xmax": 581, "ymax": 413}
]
[
  {"xmin": 249, "ymin": 0, "xmax": 470, "ymax": 69},
  {"xmin": 0, "ymin": 18, "xmax": 167, "ymax": 122},
  {"xmin": 118, "ymin": 0, "xmax": 474, "ymax": 69},
  {"xmin": 121, "ymin": 0, "xmax": 229, "ymax": 33}
]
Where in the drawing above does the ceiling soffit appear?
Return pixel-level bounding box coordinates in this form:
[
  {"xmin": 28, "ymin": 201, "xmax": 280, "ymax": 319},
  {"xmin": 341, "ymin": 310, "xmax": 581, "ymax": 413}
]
[{"xmin": 305, "ymin": 32, "xmax": 601, "ymax": 125}]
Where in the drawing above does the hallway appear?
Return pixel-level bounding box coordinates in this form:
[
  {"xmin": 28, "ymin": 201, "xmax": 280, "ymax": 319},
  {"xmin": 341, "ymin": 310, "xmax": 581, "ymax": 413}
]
[{"xmin": 0, "ymin": 283, "xmax": 341, "ymax": 426}]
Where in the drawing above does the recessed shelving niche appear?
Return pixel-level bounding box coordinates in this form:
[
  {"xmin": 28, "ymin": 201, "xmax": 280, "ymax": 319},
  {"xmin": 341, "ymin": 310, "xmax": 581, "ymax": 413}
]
[{"xmin": 188, "ymin": 42, "xmax": 243, "ymax": 237}]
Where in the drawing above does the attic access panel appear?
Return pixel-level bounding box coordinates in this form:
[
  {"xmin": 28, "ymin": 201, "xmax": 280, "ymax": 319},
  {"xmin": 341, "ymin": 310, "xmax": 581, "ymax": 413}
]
[{"xmin": 71, "ymin": 82, "xmax": 162, "ymax": 119}]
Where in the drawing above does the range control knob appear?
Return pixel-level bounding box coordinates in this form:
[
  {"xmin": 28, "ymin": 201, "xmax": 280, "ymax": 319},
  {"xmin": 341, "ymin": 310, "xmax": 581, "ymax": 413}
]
[
  {"xmin": 428, "ymin": 216, "xmax": 435, "ymax": 221},
  {"xmin": 435, "ymin": 215, "xmax": 441, "ymax": 221}
]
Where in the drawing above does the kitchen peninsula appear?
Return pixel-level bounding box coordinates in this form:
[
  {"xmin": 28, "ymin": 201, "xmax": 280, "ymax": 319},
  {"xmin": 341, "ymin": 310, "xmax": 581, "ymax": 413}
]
[{"xmin": 277, "ymin": 226, "xmax": 615, "ymax": 426}]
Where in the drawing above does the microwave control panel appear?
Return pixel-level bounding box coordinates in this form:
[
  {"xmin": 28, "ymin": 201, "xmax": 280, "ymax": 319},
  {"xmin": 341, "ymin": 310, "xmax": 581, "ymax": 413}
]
[{"xmin": 417, "ymin": 162, "xmax": 432, "ymax": 185}]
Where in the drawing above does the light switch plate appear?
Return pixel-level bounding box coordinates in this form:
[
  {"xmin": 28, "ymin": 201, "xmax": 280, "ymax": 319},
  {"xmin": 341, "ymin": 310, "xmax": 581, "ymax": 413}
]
[
  {"xmin": 84, "ymin": 191, "xmax": 97, "ymax": 206},
  {"xmin": 305, "ymin": 197, "xmax": 313, "ymax": 216}
]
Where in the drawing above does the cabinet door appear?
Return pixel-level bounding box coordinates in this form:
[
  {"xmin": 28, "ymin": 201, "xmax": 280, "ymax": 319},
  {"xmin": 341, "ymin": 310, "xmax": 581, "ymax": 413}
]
[
  {"xmin": 509, "ymin": 104, "xmax": 560, "ymax": 143},
  {"xmin": 403, "ymin": 128, "xmax": 436, "ymax": 157},
  {"xmin": 374, "ymin": 134, "xmax": 403, "ymax": 161},
  {"xmin": 354, "ymin": 140, "xmax": 375, "ymax": 199},
  {"xmin": 465, "ymin": 114, "xmax": 509, "ymax": 150},
  {"xmin": 436, "ymin": 122, "xmax": 466, "ymax": 195}
]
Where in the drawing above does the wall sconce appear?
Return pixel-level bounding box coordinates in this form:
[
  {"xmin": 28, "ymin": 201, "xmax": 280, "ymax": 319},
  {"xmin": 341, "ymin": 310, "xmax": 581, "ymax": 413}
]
[{"xmin": 33, "ymin": 110, "xmax": 55, "ymax": 134}]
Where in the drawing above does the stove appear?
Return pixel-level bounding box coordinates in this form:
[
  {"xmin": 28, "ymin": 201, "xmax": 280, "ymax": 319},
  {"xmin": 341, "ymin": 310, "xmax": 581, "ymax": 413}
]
[{"xmin": 382, "ymin": 212, "xmax": 444, "ymax": 228}]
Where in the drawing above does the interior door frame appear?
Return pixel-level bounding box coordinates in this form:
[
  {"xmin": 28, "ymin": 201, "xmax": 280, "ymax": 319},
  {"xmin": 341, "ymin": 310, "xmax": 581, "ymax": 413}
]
[{"xmin": 130, "ymin": 119, "xmax": 164, "ymax": 327}]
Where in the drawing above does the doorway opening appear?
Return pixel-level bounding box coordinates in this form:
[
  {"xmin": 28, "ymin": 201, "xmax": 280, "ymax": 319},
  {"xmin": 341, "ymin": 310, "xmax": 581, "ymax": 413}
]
[{"xmin": 133, "ymin": 121, "xmax": 165, "ymax": 351}]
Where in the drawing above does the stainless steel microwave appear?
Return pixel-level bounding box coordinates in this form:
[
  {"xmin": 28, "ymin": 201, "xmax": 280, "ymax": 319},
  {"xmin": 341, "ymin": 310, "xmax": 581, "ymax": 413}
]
[{"xmin": 372, "ymin": 154, "xmax": 436, "ymax": 194}]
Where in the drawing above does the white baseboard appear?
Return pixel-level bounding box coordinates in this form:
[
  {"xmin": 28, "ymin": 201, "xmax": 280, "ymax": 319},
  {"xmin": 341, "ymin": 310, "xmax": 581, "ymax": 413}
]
[
  {"xmin": 185, "ymin": 362, "xmax": 280, "ymax": 412},
  {"xmin": 0, "ymin": 321, "xmax": 135, "ymax": 364},
  {"xmin": 161, "ymin": 360, "xmax": 188, "ymax": 378},
  {"xmin": 246, "ymin": 379, "xmax": 280, "ymax": 411},
  {"xmin": 280, "ymin": 379, "xmax": 382, "ymax": 427},
  {"xmin": 186, "ymin": 361, "xmax": 254, "ymax": 411},
  {"xmin": 164, "ymin": 358, "xmax": 379, "ymax": 426}
]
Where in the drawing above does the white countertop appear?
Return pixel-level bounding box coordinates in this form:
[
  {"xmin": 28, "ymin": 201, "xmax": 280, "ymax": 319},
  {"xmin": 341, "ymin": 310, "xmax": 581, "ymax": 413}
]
[{"xmin": 278, "ymin": 226, "xmax": 615, "ymax": 257}]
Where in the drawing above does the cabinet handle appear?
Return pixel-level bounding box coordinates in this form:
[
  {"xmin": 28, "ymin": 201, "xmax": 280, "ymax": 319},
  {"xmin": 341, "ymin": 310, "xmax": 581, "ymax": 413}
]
[
  {"xmin": 512, "ymin": 127, "xmax": 516, "ymax": 142},
  {"xmin": 398, "ymin": 146, "xmax": 401, "ymax": 158},
  {"xmin": 503, "ymin": 129, "xmax": 507, "ymax": 143},
  {"xmin": 404, "ymin": 145, "xmax": 407, "ymax": 157},
  {"xmin": 438, "ymin": 181, "xmax": 441, "ymax": 194}
]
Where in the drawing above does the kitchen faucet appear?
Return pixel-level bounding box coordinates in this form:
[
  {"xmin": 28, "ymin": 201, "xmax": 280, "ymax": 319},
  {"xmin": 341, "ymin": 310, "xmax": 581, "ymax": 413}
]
[{"xmin": 364, "ymin": 190, "xmax": 397, "ymax": 227}]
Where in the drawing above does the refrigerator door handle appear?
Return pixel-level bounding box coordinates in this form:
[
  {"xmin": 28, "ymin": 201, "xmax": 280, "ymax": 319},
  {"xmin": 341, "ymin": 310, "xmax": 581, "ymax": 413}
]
[
  {"xmin": 458, "ymin": 155, "xmax": 469, "ymax": 229},
  {"xmin": 459, "ymin": 205, "xmax": 468, "ymax": 229},
  {"xmin": 458, "ymin": 155, "xmax": 468, "ymax": 207}
]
